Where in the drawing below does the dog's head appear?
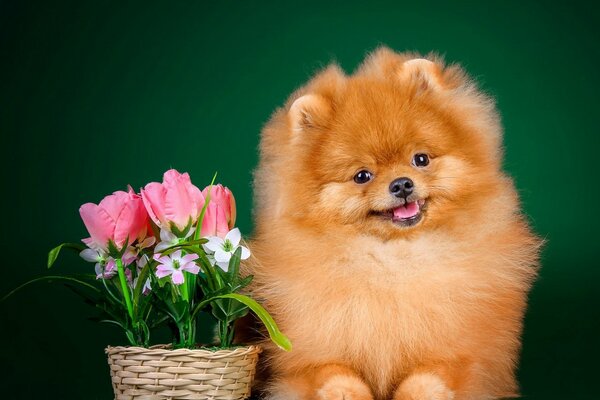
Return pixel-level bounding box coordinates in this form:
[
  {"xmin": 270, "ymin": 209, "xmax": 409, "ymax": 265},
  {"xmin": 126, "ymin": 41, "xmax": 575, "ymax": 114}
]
[{"xmin": 255, "ymin": 47, "xmax": 505, "ymax": 239}]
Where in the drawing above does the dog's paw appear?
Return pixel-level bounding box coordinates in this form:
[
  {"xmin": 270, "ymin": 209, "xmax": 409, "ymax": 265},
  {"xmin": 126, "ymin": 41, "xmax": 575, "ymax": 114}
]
[
  {"xmin": 316, "ymin": 374, "xmax": 374, "ymax": 400},
  {"xmin": 394, "ymin": 372, "xmax": 454, "ymax": 400}
]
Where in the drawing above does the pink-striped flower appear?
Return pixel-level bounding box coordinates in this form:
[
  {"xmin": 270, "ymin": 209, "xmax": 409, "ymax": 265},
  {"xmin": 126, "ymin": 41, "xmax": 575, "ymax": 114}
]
[
  {"xmin": 201, "ymin": 184, "xmax": 236, "ymax": 238},
  {"xmin": 141, "ymin": 169, "xmax": 205, "ymax": 233},
  {"xmin": 154, "ymin": 250, "xmax": 200, "ymax": 285},
  {"xmin": 79, "ymin": 187, "xmax": 149, "ymax": 252}
]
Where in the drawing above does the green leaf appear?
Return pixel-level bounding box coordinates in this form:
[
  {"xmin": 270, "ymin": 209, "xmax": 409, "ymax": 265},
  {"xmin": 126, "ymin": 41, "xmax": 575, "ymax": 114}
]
[
  {"xmin": 125, "ymin": 329, "xmax": 137, "ymax": 346},
  {"xmin": 100, "ymin": 276, "xmax": 123, "ymax": 306},
  {"xmin": 159, "ymin": 239, "xmax": 208, "ymax": 256},
  {"xmin": 237, "ymin": 275, "xmax": 254, "ymax": 289},
  {"xmin": 94, "ymin": 302, "xmax": 127, "ymax": 326},
  {"xmin": 148, "ymin": 314, "xmax": 170, "ymax": 329},
  {"xmin": 98, "ymin": 319, "xmax": 125, "ymax": 329},
  {"xmin": 63, "ymin": 283, "xmax": 99, "ymax": 307},
  {"xmin": 194, "ymin": 171, "xmax": 218, "ymax": 240},
  {"xmin": 149, "ymin": 219, "xmax": 161, "ymax": 240},
  {"xmin": 1, "ymin": 275, "xmax": 100, "ymax": 303},
  {"xmin": 184, "ymin": 238, "xmax": 209, "ymax": 246},
  {"xmin": 139, "ymin": 320, "xmax": 150, "ymax": 347},
  {"xmin": 210, "ymin": 297, "xmax": 248, "ymax": 322},
  {"xmin": 202, "ymin": 293, "xmax": 291, "ymax": 351},
  {"xmin": 133, "ymin": 263, "xmax": 151, "ymax": 310},
  {"xmin": 107, "ymin": 238, "xmax": 129, "ymax": 258},
  {"xmin": 228, "ymin": 247, "xmax": 242, "ymax": 283},
  {"xmin": 47, "ymin": 243, "xmax": 85, "ymax": 268},
  {"xmin": 170, "ymin": 218, "xmax": 193, "ymax": 238}
]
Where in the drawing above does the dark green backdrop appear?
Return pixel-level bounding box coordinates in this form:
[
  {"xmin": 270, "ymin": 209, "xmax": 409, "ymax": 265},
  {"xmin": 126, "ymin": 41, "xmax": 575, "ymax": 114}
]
[{"xmin": 1, "ymin": 1, "xmax": 598, "ymax": 399}]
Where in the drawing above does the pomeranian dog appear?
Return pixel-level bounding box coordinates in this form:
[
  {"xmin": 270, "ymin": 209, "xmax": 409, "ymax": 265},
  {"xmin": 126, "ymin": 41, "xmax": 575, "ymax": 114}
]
[{"xmin": 246, "ymin": 47, "xmax": 541, "ymax": 400}]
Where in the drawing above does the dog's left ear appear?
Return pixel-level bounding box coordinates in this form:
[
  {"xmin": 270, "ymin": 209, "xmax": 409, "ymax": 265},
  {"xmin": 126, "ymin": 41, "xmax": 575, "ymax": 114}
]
[
  {"xmin": 399, "ymin": 58, "xmax": 445, "ymax": 92},
  {"xmin": 288, "ymin": 94, "xmax": 332, "ymax": 133}
]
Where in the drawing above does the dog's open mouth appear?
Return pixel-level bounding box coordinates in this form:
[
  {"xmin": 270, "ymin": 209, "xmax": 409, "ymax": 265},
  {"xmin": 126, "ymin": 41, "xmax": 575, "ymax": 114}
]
[{"xmin": 370, "ymin": 199, "xmax": 426, "ymax": 227}]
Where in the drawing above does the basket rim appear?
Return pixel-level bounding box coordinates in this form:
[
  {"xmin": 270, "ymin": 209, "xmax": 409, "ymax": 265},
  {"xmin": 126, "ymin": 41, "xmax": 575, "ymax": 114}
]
[{"xmin": 105, "ymin": 344, "xmax": 262, "ymax": 359}]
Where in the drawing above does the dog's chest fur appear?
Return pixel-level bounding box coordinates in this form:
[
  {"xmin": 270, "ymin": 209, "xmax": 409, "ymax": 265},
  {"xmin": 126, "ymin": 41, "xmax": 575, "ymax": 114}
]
[{"xmin": 269, "ymin": 232, "xmax": 498, "ymax": 395}]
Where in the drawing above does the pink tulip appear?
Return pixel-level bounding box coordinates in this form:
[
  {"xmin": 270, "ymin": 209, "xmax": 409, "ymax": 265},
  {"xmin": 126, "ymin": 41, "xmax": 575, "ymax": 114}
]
[
  {"xmin": 79, "ymin": 187, "xmax": 149, "ymax": 252},
  {"xmin": 141, "ymin": 169, "xmax": 205, "ymax": 232},
  {"xmin": 201, "ymin": 184, "xmax": 236, "ymax": 238}
]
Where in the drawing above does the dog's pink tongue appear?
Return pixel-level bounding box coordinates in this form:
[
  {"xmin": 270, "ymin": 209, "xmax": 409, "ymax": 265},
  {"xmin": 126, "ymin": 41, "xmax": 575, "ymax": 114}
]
[{"xmin": 393, "ymin": 201, "xmax": 420, "ymax": 219}]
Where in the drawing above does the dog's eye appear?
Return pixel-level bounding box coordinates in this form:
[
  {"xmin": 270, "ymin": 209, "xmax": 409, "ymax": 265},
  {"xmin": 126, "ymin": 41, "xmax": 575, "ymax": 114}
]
[
  {"xmin": 413, "ymin": 153, "xmax": 430, "ymax": 167},
  {"xmin": 353, "ymin": 170, "xmax": 373, "ymax": 184}
]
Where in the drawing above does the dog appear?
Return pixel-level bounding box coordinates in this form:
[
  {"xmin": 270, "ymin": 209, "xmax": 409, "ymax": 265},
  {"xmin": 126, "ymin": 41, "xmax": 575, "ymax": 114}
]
[{"xmin": 246, "ymin": 47, "xmax": 541, "ymax": 400}]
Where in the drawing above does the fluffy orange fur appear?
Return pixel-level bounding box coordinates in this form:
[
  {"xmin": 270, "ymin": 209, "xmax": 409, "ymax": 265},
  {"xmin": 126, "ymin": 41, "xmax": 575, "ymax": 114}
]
[{"xmin": 246, "ymin": 47, "xmax": 541, "ymax": 400}]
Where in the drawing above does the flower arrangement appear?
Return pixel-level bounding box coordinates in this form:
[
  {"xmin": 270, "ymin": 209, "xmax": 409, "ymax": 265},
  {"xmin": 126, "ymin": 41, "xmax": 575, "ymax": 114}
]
[{"xmin": 43, "ymin": 169, "xmax": 290, "ymax": 352}]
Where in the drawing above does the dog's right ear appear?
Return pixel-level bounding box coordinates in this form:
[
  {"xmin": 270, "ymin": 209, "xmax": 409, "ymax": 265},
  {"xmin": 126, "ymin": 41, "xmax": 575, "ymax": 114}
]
[
  {"xmin": 287, "ymin": 64, "xmax": 344, "ymax": 134},
  {"xmin": 288, "ymin": 94, "xmax": 331, "ymax": 133}
]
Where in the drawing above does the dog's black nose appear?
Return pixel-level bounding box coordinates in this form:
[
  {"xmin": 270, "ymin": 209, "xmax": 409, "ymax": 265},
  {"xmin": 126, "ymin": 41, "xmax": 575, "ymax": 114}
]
[{"xmin": 389, "ymin": 177, "xmax": 414, "ymax": 198}]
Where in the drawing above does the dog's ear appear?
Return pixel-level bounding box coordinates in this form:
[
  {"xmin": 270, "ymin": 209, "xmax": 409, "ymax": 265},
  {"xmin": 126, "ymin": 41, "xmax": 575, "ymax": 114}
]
[
  {"xmin": 399, "ymin": 58, "xmax": 445, "ymax": 92},
  {"xmin": 357, "ymin": 47, "xmax": 453, "ymax": 93},
  {"xmin": 288, "ymin": 94, "xmax": 332, "ymax": 132},
  {"xmin": 287, "ymin": 64, "xmax": 343, "ymax": 133}
]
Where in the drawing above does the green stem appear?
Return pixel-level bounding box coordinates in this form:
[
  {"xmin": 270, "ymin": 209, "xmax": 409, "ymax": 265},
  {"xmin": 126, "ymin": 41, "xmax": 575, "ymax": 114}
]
[
  {"xmin": 175, "ymin": 322, "xmax": 186, "ymax": 347},
  {"xmin": 180, "ymin": 278, "xmax": 189, "ymax": 301},
  {"xmin": 116, "ymin": 258, "xmax": 135, "ymax": 325},
  {"xmin": 187, "ymin": 319, "xmax": 195, "ymax": 348},
  {"xmin": 1, "ymin": 275, "xmax": 100, "ymax": 303},
  {"xmin": 219, "ymin": 319, "xmax": 232, "ymax": 348}
]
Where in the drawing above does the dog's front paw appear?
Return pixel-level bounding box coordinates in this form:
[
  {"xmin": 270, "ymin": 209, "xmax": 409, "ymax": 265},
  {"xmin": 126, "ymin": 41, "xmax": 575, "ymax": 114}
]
[
  {"xmin": 394, "ymin": 372, "xmax": 454, "ymax": 400},
  {"xmin": 316, "ymin": 374, "xmax": 374, "ymax": 400}
]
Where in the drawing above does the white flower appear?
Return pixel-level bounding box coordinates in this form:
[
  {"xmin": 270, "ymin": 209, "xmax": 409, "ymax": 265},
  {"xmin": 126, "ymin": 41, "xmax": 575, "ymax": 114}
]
[
  {"xmin": 155, "ymin": 227, "xmax": 193, "ymax": 252},
  {"xmin": 80, "ymin": 248, "xmax": 116, "ymax": 279},
  {"xmin": 132, "ymin": 276, "xmax": 152, "ymax": 295},
  {"xmin": 203, "ymin": 228, "xmax": 250, "ymax": 271}
]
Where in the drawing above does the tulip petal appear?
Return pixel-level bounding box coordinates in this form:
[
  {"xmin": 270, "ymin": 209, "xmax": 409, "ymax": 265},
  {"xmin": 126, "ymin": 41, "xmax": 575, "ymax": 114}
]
[
  {"xmin": 186, "ymin": 183, "xmax": 205, "ymax": 221},
  {"xmin": 163, "ymin": 170, "xmax": 196, "ymax": 230},
  {"xmin": 82, "ymin": 237, "xmax": 96, "ymax": 250},
  {"xmin": 112, "ymin": 201, "xmax": 136, "ymax": 249},
  {"xmin": 202, "ymin": 184, "xmax": 236, "ymax": 230},
  {"xmin": 200, "ymin": 203, "xmax": 218, "ymax": 237},
  {"xmin": 98, "ymin": 191, "xmax": 129, "ymax": 222},
  {"xmin": 228, "ymin": 190, "xmax": 236, "ymax": 228},
  {"xmin": 142, "ymin": 182, "xmax": 168, "ymax": 227},
  {"xmin": 79, "ymin": 203, "xmax": 115, "ymax": 251},
  {"xmin": 125, "ymin": 198, "xmax": 148, "ymax": 248},
  {"xmin": 214, "ymin": 205, "xmax": 230, "ymax": 239}
]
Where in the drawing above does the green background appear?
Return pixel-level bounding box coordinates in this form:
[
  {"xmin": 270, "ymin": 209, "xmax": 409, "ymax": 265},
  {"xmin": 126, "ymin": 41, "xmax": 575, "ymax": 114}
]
[{"xmin": 0, "ymin": 0, "xmax": 598, "ymax": 398}]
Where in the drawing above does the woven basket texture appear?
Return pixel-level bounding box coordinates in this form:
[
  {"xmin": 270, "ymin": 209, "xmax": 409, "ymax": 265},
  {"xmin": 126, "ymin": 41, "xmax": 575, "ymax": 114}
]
[{"xmin": 106, "ymin": 345, "xmax": 261, "ymax": 400}]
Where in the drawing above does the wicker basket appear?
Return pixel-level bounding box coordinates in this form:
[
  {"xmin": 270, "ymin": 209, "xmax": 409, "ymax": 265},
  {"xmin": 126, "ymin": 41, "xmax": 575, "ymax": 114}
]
[{"xmin": 105, "ymin": 345, "xmax": 261, "ymax": 400}]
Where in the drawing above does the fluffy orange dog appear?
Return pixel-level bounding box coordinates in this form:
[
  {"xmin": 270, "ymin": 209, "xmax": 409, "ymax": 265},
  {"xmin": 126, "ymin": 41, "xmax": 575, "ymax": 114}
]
[{"xmin": 247, "ymin": 47, "xmax": 541, "ymax": 400}]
